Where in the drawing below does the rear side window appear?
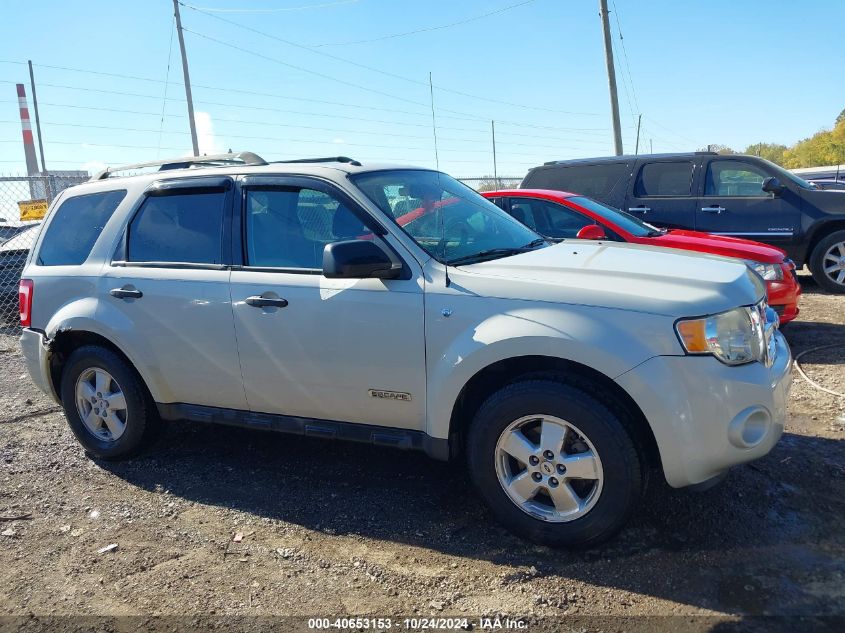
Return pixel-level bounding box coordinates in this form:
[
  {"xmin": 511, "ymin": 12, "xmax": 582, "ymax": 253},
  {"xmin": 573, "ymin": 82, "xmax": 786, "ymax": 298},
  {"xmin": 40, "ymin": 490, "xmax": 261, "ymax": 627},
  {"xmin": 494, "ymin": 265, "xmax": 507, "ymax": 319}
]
[
  {"xmin": 523, "ymin": 163, "xmax": 629, "ymax": 199},
  {"xmin": 634, "ymin": 162, "xmax": 693, "ymax": 196},
  {"xmin": 128, "ymin": 191, "xmax": 225, "ymax": 264},
  {"xmin": 37, "ymin": 190, "xmax": 126, "ymax": 266}
]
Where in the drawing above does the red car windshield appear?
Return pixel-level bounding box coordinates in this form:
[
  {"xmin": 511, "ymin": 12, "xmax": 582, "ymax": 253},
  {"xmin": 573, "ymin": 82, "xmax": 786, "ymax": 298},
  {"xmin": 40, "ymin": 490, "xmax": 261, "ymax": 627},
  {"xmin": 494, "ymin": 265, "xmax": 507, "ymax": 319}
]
[
  {"xmin": 567, "ymin": 196, "xmax": 658, "ymax": 238},
  {"xmin": 353, "ymin": 170, "xmax": 544, "ymax": 264}
]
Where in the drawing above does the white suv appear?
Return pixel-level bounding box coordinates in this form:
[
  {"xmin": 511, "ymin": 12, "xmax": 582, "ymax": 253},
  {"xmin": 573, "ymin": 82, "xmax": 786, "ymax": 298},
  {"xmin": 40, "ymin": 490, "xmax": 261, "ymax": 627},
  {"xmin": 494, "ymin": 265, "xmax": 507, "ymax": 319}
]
[{"xmin": 19, "ymin": 153, "xmax": 791, "ymax": 547}]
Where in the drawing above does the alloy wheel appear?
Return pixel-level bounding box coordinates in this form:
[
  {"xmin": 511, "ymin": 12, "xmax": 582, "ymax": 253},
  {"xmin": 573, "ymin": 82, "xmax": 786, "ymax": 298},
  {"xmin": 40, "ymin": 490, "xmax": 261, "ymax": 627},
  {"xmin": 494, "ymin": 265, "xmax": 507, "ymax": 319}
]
[
  {"xmin": 494, "ymin": 414, "xmax": 603, "ymax": 522},
  {"xmin": 822, "ymin": 240, "xmax": 845, "ymax": 287},
  {"xmin": 75, "ymin": 368, "xmax": 128, "ymax": 442}
]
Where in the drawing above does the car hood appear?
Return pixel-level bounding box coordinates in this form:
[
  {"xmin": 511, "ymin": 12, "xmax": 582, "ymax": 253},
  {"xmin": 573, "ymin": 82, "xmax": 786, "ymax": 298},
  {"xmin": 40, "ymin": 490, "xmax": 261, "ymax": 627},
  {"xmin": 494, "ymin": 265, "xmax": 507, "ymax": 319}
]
[
  {"xmin": 646, "ymin": 229, "xmax": 787, "ymax": 263},
  {"xmin": 801, "ymin": 187, "xmax": 845, "ymax": 213},
  {"xmin": 0, "ymin": 227, "xmax": 38, "ymax": 253},
  {"xmin": 450, "ymin": 240, "xmax": 765, "ymax": 317}
]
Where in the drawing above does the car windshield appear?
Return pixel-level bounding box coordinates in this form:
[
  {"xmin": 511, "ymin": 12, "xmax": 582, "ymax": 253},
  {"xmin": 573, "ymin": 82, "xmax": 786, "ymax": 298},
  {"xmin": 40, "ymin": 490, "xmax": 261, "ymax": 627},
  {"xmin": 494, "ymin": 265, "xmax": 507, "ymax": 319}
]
[
  {"xmin": 566, "ymin": 196, "xmax": 657, "ymax": 238},
  {"xmin": 352, "ymin": 170, "xmax": 546, "ymax": 264},
  {"xmin": 762, "ymin": 159, "xmax": 816, "ymax": 190}
]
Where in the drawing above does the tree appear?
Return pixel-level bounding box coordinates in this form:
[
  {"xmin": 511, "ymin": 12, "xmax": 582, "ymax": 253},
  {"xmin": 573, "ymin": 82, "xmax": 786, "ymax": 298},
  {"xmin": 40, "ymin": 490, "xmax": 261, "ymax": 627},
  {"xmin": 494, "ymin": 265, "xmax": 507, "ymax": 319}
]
[
  {"xmin": 699, "ymin": 144, "xmax": 735, "ymax": 155},
  {"xmin": 836, "ymin": 108, "xmax": 845, "ymax": 126},
  {"xmin": 782, "ymin": 120, "xmax": 845, "ymax": 168},
  {"xmin": 744, "ymin": 142, "xmax": 788, "ymax": 165}
]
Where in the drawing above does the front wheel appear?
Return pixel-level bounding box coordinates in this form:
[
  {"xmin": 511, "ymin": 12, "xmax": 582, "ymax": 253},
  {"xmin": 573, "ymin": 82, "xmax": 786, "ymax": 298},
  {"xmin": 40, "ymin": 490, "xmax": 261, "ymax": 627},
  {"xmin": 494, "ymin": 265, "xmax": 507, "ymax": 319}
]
[
  {"xmin": 809, "ymin": 229, "xmax": 845, "ymax": 293},
  {"xmin": 467, "ymin": 379, "xmax": 643, "ymax": 547}
]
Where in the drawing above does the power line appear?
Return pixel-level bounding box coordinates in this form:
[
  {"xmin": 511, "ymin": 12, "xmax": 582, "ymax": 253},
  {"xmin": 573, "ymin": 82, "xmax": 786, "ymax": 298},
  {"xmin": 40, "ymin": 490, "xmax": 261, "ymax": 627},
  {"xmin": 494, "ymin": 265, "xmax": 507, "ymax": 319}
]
[
  {"xmin": 180, "ymin": 2, "xmax": 603, "ymax": 117},
  {"xmin": 611, "ymin": 0, "xmax": 640, "ymax": 114},
  {"xmin": 157, "ymin": 16, "xmax": 177, "ymax": 157},
  {"xmin": 188, "ymin": 0, "xmax": 360, "ymax": 13},
  {"xmin": 4, "ymin": 57, "xmax": 615, "ymax": 131},
  {"xmin": 182, "ymin": 27, "xmax": 437, "ymax": 110},
  {"xmin": 0, "ymin": 119, "xmax": 576, "ymax": 157},
  {"xmin": 309, "ymin": 0, "xmax": 537, "ymax": 47}
]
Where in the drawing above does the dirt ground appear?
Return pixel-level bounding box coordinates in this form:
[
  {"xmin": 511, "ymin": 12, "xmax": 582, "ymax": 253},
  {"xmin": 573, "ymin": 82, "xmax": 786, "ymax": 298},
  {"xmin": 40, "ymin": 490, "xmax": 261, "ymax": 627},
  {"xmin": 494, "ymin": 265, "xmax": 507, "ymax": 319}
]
[{"xmin": 0, "ymin": 273, "xmax": 843, "ymax": 632}]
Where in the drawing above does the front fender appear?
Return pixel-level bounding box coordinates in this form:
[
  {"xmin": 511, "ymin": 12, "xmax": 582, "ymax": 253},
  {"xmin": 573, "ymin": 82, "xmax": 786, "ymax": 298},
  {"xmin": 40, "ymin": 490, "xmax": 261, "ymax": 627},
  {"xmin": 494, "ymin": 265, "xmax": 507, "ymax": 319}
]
[{"xmin": 424, "ymin": 299, "xmax": 679, "ymax": 439}]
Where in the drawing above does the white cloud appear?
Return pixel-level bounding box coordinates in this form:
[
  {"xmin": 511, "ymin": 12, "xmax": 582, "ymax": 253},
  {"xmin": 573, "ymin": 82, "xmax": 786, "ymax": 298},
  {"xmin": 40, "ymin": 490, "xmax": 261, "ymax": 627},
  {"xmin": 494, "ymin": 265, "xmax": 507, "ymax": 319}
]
[
  {"xmin": 195, "ymin": 111, "xmax": 222, "ymax": 155},
  {"xmin": 333, "ymin": 138, "xmax": 346, "ymax": 144}
]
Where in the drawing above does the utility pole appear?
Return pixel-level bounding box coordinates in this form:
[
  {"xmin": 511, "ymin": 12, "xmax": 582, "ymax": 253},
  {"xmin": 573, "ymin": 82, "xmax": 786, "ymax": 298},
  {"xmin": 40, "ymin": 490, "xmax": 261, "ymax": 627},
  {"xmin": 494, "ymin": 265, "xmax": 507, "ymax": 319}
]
[
  {"xmin": 634, "ymin": 113, "xmax": 642, "ymax": 155},
  {"xmin": 173, "ymin": 0, "xmax": 199, "ymax": 156},
  {"xmin": 27, "ymin": 60, "xmax": 51, "ymax": 201},
  {"xmin": 491, "ymin": 120, "xmax": 499, "ymax": 188},
  {"xmin": 599, "ymin": 0, "xmax": 623, "ymax": 156},
  {"xmin": 650, "ymin": 139, "xmax": 653, "ymax": 154}
]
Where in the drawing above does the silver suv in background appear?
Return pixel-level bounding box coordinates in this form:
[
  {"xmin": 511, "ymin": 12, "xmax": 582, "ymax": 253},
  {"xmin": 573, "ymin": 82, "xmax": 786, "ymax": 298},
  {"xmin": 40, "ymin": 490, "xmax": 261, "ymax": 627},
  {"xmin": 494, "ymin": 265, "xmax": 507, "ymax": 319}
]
[{"xmin": 19, "ymin": 153, "xmax": 790, "ymax": 547}]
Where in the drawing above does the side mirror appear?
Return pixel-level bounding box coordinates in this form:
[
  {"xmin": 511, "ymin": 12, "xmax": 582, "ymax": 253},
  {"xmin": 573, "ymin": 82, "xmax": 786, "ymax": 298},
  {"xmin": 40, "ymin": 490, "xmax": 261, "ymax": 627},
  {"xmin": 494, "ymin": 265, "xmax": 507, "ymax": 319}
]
[
  {"xmin": 323, "ymin": 240, "xmax": 401, "ymax": 279},
  {"xmin": 576, "ymin": 224, "xmax": 607, "ymax": 240},
  {"xmin": 762, "ymin": 177, "xmax": 785, "ymax": 195}
]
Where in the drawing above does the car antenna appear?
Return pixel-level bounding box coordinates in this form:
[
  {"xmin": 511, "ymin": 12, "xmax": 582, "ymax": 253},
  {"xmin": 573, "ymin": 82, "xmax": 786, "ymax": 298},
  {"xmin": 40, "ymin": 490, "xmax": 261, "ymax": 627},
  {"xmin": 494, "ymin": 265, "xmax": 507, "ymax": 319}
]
[{"xmin": 429, "ymin": 71, "xmax": 450, "ymax": 287}]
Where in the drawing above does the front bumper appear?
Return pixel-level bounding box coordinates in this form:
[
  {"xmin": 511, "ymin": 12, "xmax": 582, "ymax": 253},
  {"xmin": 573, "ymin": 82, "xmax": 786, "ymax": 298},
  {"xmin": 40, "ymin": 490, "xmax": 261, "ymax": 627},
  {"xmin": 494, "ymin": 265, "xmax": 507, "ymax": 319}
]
[
  {"xmin": 615, "ymin": 331, "xmax": 791, "ymax": 488},
  {"xmin": 19, "ymin": 328, "xmax": 59, "ymax": 403}
]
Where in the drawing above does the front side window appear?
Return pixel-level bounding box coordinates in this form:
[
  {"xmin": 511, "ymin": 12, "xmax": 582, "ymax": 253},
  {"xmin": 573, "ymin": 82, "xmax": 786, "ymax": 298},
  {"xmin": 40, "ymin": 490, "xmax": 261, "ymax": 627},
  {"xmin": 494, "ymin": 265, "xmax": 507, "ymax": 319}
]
[
  {"xmin": 705, "ymin": 160, "xmax": 768, "ymax": 197},
  {"xmin": 353, "ymin": 170, "xmax": 543, "ymax": 264},
  {"xmin": 245, "ymin": 187, "xmax": 373, "ymax": 269},
  {"xmin": 634, "ymin": 162, "xmax": 693, "ymax": 197},
  {"xmin": 508, "ymin": 198, "xmax": 592, "ymax": 239},
  {"xmin": 38, "ymin": 190, "xmax": 126, "ymax": 266},
  {"xmin": 128, "ymin": 191, "xmax": 225, "ymax": 264}
]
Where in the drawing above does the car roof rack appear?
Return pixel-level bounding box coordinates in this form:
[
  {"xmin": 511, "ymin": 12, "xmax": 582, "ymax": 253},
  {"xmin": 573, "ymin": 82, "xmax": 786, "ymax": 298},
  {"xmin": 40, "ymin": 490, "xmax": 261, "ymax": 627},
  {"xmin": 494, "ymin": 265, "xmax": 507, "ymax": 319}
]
[
  {"xmin": 90, "ymin": 151, "xmax": 268, "ymax": 180},
  {"xmin": 271, "ymin": 156, "xmax": 362, "ymax": 167}
]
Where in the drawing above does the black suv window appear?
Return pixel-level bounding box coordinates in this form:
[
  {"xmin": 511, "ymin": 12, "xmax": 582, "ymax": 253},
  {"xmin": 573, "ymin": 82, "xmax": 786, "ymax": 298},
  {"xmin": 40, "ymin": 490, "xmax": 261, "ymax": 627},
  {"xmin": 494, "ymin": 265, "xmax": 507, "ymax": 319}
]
[
  {"xmin": 128, "ymin": 191, "xmax": 226, "ymax": 264},
  {"xmin": 705, "ymin": 160, "xmax": 767, "ymax": 197},
  {"xmin": 524, "ymin": 163, "xmax": 629, "ymax": 199},
  {"xmin": 245, "ymin": 187, "xmax": 373, "ymax": 269},
  {"xmin": 37, "ymin": 190, "xmax": 126, "ymax": 266},
  {"xmin": 634, "ymin": 162, "xmax": 693, "ymax": 197}
]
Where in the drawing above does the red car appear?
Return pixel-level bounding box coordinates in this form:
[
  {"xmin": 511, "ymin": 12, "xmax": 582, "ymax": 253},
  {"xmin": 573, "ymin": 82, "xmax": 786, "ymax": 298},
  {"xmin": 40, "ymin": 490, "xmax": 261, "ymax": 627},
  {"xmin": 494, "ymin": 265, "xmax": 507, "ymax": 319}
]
[{"xmin": 482, "ymin": 189, "xmax": 801, "ymax": 324}]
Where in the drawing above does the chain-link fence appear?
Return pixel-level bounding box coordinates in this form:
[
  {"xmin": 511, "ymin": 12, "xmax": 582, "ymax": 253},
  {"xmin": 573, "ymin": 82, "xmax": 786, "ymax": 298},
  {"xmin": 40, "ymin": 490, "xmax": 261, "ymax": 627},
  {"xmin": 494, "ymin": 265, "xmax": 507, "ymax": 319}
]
[
  {"xmin": 458, "ymin": 176, "xmax": 523, "ymax": 192},
  {"xmin": 1, "ymin": 174, "xmax": 89, "ymax": 332}
]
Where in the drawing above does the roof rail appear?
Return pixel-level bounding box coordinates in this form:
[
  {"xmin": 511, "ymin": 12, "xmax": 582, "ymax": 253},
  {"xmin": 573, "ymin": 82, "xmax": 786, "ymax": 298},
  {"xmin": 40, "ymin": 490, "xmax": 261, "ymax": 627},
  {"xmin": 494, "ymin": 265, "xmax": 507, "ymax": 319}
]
[
  {"xmin": 272, "ymin": 156, "xmax": 362, "ymax": 167},
  {"xmin": 90, "ymin": 151, "xmax": 268, "ymax": 180}
]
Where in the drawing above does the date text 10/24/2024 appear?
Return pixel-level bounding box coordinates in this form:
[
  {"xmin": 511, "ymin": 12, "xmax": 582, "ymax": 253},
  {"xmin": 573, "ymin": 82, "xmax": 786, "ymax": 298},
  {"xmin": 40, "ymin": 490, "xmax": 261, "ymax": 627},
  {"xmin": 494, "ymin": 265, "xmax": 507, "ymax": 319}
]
[{"xmin": 308, "ymin": 617, "xmax": 528, "ymax": 630}]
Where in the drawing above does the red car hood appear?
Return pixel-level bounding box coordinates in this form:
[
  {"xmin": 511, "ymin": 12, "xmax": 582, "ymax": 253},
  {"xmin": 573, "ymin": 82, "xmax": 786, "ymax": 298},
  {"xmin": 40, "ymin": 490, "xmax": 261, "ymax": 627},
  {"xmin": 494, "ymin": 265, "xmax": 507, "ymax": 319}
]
[{"xmin": 647, "ymin": 229, "xmax": 787, "ymax": 263}]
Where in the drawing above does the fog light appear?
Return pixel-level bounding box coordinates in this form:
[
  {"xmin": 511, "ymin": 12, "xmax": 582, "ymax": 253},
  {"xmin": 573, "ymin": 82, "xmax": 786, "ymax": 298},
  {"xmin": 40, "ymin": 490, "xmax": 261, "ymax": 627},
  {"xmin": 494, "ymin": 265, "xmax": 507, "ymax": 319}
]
[{"xmin": 727, "ymin": 406, "xmax": 772, "ymax": 448}]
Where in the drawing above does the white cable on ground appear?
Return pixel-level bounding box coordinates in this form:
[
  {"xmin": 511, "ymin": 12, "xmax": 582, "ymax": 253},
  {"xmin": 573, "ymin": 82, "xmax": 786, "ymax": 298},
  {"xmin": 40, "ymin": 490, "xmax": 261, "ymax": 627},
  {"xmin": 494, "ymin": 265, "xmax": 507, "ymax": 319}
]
[{"xmin": 794, "ymin": 344, "xmax": 845, "ymax": 398}]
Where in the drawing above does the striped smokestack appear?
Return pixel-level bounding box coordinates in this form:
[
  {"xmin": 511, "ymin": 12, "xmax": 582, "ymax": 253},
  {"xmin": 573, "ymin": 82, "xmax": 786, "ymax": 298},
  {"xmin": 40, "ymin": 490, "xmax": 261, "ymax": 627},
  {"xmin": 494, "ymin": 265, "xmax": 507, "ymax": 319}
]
[{"xmin": 17, "ymin": 83, "xmax": 40, "ymax": 177}]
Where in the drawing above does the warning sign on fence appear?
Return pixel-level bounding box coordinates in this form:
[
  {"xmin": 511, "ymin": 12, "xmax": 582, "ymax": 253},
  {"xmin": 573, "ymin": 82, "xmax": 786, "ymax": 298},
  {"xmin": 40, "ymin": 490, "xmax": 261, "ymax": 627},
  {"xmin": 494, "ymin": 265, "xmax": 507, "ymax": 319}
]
[{"xmin": 18, "ymin": 199, "xmax": 48, "ymax": 221}]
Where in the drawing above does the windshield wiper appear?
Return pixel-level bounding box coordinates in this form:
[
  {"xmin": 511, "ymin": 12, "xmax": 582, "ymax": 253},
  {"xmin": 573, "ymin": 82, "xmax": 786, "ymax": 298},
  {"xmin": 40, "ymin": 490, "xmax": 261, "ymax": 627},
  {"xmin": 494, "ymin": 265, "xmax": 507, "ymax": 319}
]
[{"xmin": 446, "ymin": 238, "xmax": 547, "ymax": 266}]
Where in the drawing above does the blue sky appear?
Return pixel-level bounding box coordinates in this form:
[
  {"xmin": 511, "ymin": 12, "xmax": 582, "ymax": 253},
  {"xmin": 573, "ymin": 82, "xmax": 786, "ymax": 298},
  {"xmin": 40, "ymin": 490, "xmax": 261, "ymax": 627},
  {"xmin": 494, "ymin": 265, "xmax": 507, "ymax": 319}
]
[{"xmin": 1, "ymin": 0, "xmax": 843, "ymax": 178}]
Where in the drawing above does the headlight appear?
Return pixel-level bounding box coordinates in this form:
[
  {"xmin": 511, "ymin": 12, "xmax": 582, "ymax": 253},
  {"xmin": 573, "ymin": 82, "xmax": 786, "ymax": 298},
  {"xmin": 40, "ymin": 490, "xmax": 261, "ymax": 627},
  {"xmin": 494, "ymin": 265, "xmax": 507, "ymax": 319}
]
[
  {"xmin": 743, "ymin": 260, "xmax": 784, "ymax": 281},
  {"xmin": 676, "ymin": 303, "xmax": 774, "ymax": 366}
]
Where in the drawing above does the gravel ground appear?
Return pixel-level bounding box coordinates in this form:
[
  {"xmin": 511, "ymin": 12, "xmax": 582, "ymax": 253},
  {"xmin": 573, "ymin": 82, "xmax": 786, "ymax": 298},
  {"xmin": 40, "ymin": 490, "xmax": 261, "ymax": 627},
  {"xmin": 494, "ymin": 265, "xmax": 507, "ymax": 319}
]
[{"xmin": 0, "ymin": 273, "xmax": 843, "ymax": 631}]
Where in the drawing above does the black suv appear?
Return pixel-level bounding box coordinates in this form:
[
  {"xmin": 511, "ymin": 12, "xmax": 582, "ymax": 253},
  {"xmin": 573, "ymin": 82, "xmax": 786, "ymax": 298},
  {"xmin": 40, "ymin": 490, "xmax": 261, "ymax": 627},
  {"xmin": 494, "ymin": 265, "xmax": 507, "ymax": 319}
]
[{"xmin": 522, "ymin": 152, "xmax": 845, "ymax": 293}]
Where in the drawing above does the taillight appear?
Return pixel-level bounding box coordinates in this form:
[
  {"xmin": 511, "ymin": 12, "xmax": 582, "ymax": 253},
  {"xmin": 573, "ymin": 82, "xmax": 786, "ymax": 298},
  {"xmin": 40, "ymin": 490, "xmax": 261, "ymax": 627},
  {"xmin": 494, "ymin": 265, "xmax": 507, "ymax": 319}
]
[{"xmin": 19, "ymin": 279, "xmax": 33, "ymax": 328}]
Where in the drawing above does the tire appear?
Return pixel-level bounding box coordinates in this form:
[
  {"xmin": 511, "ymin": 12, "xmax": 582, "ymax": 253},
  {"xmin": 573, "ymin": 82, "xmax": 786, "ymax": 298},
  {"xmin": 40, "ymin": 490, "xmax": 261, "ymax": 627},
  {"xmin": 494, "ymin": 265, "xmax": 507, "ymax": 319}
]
[
  {"xmin": 466, "ymin": 379, "xmax": 643, "ymax": 548},
  {"xmin": 809, "ymin": 229, "xmax": 845, "ymax": 293},
  {"xmin": 60, "ymin": 345, "xmax": 161, "ymax": 460}
]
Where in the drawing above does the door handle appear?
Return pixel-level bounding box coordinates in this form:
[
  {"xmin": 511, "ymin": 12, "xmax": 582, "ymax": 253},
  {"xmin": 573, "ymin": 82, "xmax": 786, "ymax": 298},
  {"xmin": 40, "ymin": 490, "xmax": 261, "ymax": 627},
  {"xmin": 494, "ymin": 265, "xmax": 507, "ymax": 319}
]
[
  {"xmin": 628, "ymin": 206, "xmax": 650, "ymax": 213},
  {"xmin": 701, "ymin": 206, "xmax": 726, "ymax": 214},
  {"xmin": 245, "ymin": 296, "xmax": 289, "ymax": 308},
  {"xmin": 110, "ymin": 287, "xmax": 143, "ymax": 299}
]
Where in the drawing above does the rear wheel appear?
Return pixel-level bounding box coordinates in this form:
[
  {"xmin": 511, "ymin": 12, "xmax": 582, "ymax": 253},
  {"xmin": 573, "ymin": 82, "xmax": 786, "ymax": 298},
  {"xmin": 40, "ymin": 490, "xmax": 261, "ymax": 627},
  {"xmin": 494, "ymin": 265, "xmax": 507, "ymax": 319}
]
[
  {"xmin": 60, "ymin": 345, "xmax": 160, "ymax": 459},
  {"xmin": 467, "ymin": 379, "xmax": 643, "ymax": 547},
  {"xmin": 809, "ymin": 229, "xmax": 845, "ymax": 293}
]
